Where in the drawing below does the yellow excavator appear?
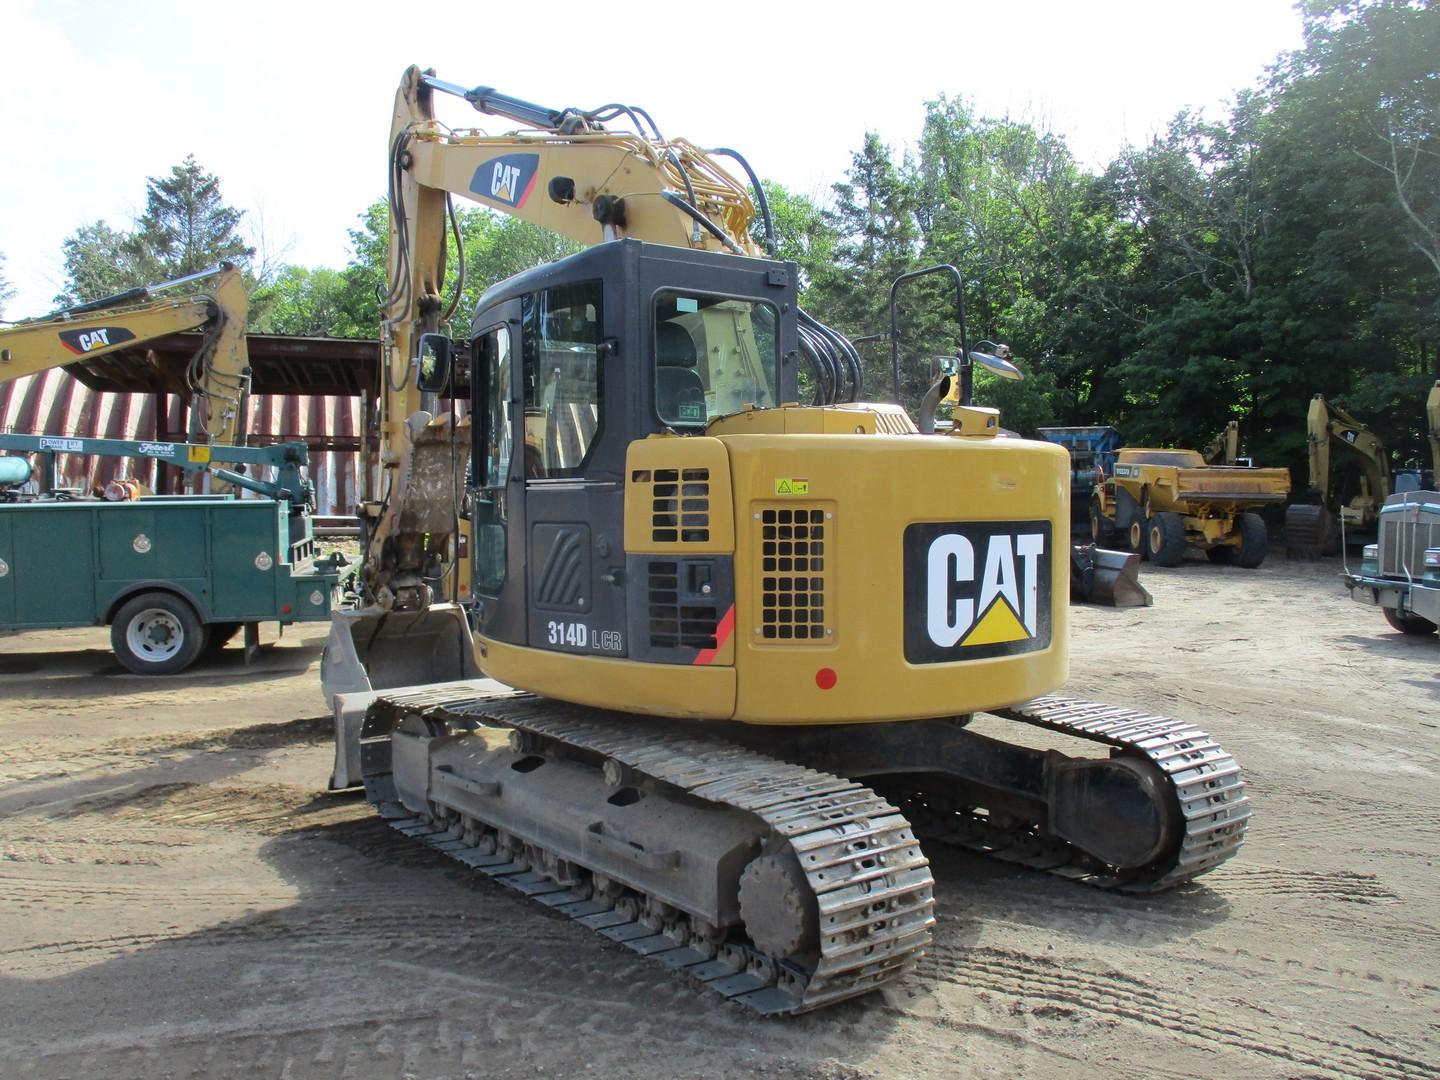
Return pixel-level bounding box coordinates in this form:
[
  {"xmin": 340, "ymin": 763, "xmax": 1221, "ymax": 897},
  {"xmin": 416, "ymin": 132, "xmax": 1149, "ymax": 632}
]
[
  {"xmin": 322, "ymin": 68, "xmax": 1250, "ymax": 1015},
  {"xmin": 0, "ymin": 263, "xmax": 251, "ymax": 448},
  {"xmin": 1285, "ymin": 392, "xmax": 1434, "ymax": 559}
]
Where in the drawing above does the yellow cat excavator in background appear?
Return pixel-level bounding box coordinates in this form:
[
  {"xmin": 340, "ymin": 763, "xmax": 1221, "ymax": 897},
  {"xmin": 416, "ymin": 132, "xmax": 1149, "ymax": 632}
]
[
  {"xmin": 1285, "ymin": 392, "xmax": 1435, "ymax": 558},
  {"xmin": 321, "ymin": 67, "xmax": 1250, "ymax": 1015},
  {"xmin": 0, "ymin": 263, "xmax": 251, "ymax": 448}
]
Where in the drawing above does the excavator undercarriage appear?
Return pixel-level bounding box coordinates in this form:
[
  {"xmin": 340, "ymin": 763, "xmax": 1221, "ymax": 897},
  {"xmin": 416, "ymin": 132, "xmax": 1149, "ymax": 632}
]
[{"xmin": 350, "ymin": 681, "xmax": 1249, "ymax": 1014}]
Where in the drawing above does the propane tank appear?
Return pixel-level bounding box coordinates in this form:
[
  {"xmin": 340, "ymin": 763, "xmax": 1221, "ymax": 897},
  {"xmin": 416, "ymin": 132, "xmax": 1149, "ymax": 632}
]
[{"xmin": 0, "ymin": 457, "xmax": 32, "ymax": 487}]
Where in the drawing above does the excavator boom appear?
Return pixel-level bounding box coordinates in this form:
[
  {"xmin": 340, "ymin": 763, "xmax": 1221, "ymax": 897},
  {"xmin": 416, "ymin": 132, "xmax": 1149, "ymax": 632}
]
[{"xmin": 0, "ymin": 263, "xmax": 251, "ymax": 447}]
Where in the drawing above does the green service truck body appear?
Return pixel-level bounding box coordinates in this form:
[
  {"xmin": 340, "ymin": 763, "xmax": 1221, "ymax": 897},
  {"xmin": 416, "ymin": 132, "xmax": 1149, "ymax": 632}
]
[{"xmin": 0, "ymin": 496, "xmax": 339, "ymax": 667}]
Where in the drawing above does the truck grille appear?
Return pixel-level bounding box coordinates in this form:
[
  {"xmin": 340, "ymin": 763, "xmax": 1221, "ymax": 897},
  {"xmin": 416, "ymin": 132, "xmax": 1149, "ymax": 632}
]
[
  {"xmin": 757, "ymin": 505, "xmax": 829, "ymax": 642},
  {"xmin": 1378, "ymin": 492, "xmax": 1440, "ymax": 577}
]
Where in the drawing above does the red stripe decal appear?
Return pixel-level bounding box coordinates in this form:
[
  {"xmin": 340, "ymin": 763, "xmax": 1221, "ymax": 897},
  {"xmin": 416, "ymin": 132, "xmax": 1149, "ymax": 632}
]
[{"xmin": 693, "ymin": 603, "xmax": 736, "ymax": 666}]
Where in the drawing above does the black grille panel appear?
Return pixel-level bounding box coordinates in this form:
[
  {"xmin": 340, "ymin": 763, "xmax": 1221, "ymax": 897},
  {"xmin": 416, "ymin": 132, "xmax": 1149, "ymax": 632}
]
[
  {"xmin": 647, "ymin": 561, "xmax": 718, "ymax": 649},
  {"xmin": 759, "ymin": 506, "xmax": 828, "ymax": 641},
  {"xmin": 643, "ymin": 467, "xmax": 710, "ymax": 544}
]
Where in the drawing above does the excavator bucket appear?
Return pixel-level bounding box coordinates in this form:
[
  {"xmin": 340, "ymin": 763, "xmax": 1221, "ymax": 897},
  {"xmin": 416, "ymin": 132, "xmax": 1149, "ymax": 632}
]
[
  {"xmin": 322, "ymin": 602, "xmax": 482, "ymax": 705},
  {"xmin": 1070, "ymin": 544, "xmax": 1153, "ymax": 607}
]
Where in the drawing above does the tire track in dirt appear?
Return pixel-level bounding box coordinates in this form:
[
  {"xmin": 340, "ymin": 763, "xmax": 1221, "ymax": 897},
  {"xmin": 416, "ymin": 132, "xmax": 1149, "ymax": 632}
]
[
  {"xmin": 60, "ymin": 781, "xmax": 365, "ymax": 834},
  {"xmin": 1215, "ymin": 863, "xmax": 1401, "ymax": 904},
  {"xmin": 912, "ymin": 943, "xmax": 1432, "ymax": 1079},
  {"xmin": 4, "ymin": 1005, "xmax": 873, "ymax": 1080}
]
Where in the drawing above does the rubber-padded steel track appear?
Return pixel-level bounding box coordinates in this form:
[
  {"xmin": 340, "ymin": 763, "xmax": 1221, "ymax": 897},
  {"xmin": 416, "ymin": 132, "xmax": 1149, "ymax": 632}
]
[
  {"xmin": 363, "ymin": 689, "xmax": 935, "ymax": 1015},
  {"xmin": 901, "ymin": 695, "xmax": 1250, "ymax": 891},
  {"xmin": 1285, "ymin": 504, "xmax": 1330, "ymax": 560}
]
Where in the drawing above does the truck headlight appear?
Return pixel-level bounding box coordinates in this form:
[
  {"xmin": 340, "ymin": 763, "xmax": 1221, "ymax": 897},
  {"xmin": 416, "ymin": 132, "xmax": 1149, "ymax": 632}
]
[
  {"xmin": 1363, "ymin": 544, "xmax": 1379, "ymax": 560},
  {"xmin": 1424, "ymin": 548, "xmax": 1440, "ymax": 579}
]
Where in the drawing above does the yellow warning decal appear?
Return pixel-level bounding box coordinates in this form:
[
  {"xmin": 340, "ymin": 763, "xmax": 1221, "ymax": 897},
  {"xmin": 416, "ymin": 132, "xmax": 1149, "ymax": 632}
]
[
  {"xmin": 960, "ymin": 596, "xmax": 1030, "ymax": 646},
  {"xmin": 774, "ymin": 478, "xmax": 810, "ymax": 495},
  {"xmin": 188, "ymin": 446, "xmax": 212, "ymax": 464}
]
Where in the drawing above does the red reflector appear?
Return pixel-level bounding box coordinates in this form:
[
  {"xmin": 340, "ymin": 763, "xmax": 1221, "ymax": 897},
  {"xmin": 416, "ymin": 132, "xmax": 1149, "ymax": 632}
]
[
  {"xmin": 815, "ymin": 668, "xmax": 837, "ymax": 690},
  {"xmin": 281, "ymin": 604, "xmax": 292, "ymax": 614}
]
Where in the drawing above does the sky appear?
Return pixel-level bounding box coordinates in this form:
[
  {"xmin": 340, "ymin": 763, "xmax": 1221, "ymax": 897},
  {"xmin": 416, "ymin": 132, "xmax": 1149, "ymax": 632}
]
[{"xmin": 0, "ymin": 0, "xmax": 1306, "ymax": 319}]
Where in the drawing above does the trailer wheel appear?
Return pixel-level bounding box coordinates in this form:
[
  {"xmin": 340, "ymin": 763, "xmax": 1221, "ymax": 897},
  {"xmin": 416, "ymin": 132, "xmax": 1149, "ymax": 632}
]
[
  {"xmin": 1145, "ymin": 512, "xmax": 1187, "ymax": 567},
  {"xmin": 1383, "ymin": 608, "xmax": 1438, "ymax": 636},
  {"xmin": 111, "ymin": 592, "xmax": 207, "ymax": 675},
  {"xmin": 1236, "ymin": 512, "xmax": 1268, "ymax": 569}
]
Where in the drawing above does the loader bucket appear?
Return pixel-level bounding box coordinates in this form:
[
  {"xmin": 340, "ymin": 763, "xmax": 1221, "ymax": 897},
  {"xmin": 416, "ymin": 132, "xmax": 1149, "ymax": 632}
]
[
  {"xmin": 1070, "ymin": 544, "xmax": 1153, "ymax": 607},
  {"xmin": 321, "ymin": 602, "xmax": 482, "ymax": 708}
]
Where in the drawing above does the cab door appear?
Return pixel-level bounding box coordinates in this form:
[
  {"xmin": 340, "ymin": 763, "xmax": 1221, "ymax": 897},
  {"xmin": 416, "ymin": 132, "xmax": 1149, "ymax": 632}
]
[{"xmin": 470, "ymin": 302, "xmax": 527, "ymax": 644}]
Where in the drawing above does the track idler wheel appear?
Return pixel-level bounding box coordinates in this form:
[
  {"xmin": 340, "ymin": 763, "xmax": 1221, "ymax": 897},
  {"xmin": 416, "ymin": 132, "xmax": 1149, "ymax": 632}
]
[
  {"xmin": 1047, "ymin": 754, "xmax": 1181, "ymax": 871},
  {"xmin": 738, "ymin": 853, "xmax": 819, "ymax": 960}
]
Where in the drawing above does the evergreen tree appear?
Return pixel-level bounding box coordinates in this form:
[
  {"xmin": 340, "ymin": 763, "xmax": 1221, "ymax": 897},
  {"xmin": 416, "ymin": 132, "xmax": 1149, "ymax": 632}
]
[
  {"xmin": 134, "ymin": 155, "xmax": 254, "ymax": 277},
  {"xmin": 54, "ymin": 156, "xmax": 253, "ymax": 307},
  {"xmin": 809, "ymin": 133, "xmax": 922, "ymax": 401}
]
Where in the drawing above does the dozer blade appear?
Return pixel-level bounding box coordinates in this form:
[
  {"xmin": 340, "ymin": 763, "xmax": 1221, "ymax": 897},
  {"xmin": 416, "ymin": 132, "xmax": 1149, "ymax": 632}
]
[
  {"xmin": 1070, "ymin": 544, "xmax": 1152, "ymax": 607},
  {"xmin": 323, "ymin": 603, "xmax": 485, "ymax": 790}
]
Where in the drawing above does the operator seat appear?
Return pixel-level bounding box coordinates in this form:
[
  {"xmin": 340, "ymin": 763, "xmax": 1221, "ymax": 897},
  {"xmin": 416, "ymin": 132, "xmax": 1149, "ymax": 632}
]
[{"xmin": 655, "ymin": 321, "xmax": 706, "ymax": 426}]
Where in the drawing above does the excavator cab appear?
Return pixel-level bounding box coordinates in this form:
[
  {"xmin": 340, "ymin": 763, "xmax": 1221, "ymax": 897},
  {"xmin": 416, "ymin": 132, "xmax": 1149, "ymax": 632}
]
[
  {"xmin": 465, "ymin": 239, "xmax": 794, "ymax": 661},
  {"xmin": 322, "ymin": 239, "xmax": 797, "ymax": 731}
]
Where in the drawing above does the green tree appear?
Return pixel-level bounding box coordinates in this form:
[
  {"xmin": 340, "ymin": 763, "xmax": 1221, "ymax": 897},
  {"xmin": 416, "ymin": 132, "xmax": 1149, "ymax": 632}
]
[
  {"xmin": 134, "ymin": 155, "xmax": 254, "ymax": 277},
  {"xmin": 750, "ymin": 181, "xmax": 838, "ymax": 297},
  {"xmin": 251, "ymin": 265, "xmax": 351, "ymax": 336},
  {"xmin": 54, "ymin": 156, "xmax": 253, "ymax": 308},
  {"xmin": 807, "ymin": 133, "xmax": 923, "ymax": 401},
  {"xmin": 54, "ymin": 221, "xmax": 156, "ymax": 307}
]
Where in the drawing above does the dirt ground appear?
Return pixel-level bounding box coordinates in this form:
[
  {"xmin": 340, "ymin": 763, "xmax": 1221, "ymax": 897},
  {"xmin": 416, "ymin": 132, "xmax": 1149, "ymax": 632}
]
[{"xmin": 1, "ymin": 555, "xmax": 1437, "ymax": 1080}]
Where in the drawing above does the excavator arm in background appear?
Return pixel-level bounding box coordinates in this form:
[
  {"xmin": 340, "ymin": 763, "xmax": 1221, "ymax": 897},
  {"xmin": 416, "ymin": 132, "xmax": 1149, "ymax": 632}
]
[
  {"xmin": 1202, "ymin": 420, "xmax": 1240, "ymax": 466},
  {"xmin": 1287, "ymin": 393, "xmax": 1393, "ymax": 558},
  {"xmin": 0, "ymin": 263, "xmax": 251, "ymax": 447},
  {"xmin": 1428, "ymin": 380, "xmax": 1440, "ymax": 484}
]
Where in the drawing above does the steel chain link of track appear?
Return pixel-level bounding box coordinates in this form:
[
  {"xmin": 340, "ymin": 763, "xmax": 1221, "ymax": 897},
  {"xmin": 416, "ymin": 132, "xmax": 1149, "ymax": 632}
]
[
  {"xmin": 361, "ymin": 688, "xmax": 1249, "ymax": 1012},
  {"xmin": 365, "ymin": 689, "xmax": 937, "ymax": 1015},
  {"xmin": 903, "ymin": 695, "xmax": 1252, "ymax": 891}
]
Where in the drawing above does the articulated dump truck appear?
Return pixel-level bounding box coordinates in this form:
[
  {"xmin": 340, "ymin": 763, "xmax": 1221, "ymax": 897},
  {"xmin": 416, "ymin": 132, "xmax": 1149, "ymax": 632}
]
[
  {"xmin": 319, "ymin": 67, "xmax": 1252, "ymax": 1017},
  {"xmin": 1092, "ymin": 448, "xmax": 1291, "ymax": 568}
]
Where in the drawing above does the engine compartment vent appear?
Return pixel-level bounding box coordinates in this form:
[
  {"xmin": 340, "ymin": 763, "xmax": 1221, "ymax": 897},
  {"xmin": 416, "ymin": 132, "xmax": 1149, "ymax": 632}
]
[
  {"xmin": 644, "ymin": 468, "xmax": 710, "ymax": 544},
  {"xmin": 758, "ymin": 505, "xmax": 829, "ymax": 642},
  {"xmin": 647, "ymin": 560, "xmax": 719, "ymax": 649}
]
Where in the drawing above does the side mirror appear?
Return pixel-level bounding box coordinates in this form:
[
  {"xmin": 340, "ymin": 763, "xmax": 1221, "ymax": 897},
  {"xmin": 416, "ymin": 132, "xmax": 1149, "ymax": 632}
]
[{"xmin": 416, "ymin": 333, "xmax": 454, "ymax": 393}]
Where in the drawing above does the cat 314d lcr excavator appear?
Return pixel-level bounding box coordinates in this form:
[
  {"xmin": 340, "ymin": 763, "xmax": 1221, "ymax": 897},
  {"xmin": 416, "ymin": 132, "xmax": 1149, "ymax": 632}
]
[{"xmin": 321, "ymin": 68, "xmax": 1250, "ymax": 1015}]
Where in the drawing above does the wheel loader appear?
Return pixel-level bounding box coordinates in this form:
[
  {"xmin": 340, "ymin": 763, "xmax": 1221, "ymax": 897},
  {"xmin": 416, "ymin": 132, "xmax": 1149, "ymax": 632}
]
[
  {"xmin": 1091, "ymin": 448, "xmax": 1290, "ymax": 568},
  {"xmin": 320, "ymin": 68, "xmax": 1250, "ymax": 1015}
]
